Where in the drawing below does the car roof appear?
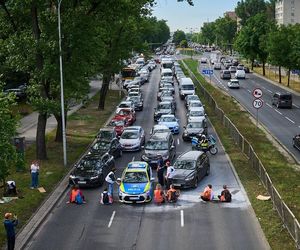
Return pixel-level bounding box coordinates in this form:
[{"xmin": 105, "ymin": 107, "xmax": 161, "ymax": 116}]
[
  {"xmin": 158, "ymin": 101, "xmax": 172, "ymax": 105},
  {"xmin": 161, "ymin": 114, "xmax": 175, "ymax": 118},
  {"xmin": 189, "ymin": 107, "xmax": 204, "ymax": 112},
  {"xmin": 177, "ymin": 150, "xmax": 203, "ymax": 160},
  {"xmin": 150, "ymin": 132, "xmax": 170, "ymax": 140},
  {"xmin": 189, "ymin": 100, "xmax": 202, "ymax": 104},
  {"xmin": 127, "ymin": 161, "xmax": 148, "ymax": 171},
  {"xmin": 124, "ymin": 126, "xmax": 141, "ymax": 131},
  {"xmin": 188, "ymin": 117, "xmax": 205, "ymax": 122}
]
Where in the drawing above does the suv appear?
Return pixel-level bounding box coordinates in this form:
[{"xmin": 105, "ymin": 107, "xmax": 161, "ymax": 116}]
[
  {"xmin": 97, "ymin": 128, "xmax": 117, "ymax": 141},
  {"xmin": 182, "ymin": 117, "xmax": 207, "ymax": 141},
  {"xmin": 220, "ymin": 70, "xmax": 231, "ymax": 80},
  {"xmin": 272, "ymin": 92, "xmax": 292, "ymax": 108},
  {"xmin": 141, "ymin": 132, "xmax": 176, "ymax": 167},
  {"xmin": 170, "ymin": 151, "xmax": 210, "ymax": 189}
]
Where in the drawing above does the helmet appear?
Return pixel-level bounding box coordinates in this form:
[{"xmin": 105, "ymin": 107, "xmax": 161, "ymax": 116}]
[{"xmin": 201, "ymin": 134, "xmax": 206, "ymax": 140}]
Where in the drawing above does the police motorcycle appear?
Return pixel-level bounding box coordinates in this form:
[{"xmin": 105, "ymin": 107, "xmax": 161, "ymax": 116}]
[{"xmin": 191, "ymin": 134, "xmax": 218, "ymax": 155}]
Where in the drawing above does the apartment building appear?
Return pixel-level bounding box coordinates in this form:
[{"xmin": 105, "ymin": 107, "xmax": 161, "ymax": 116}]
[{"xmin": 275, "ymin": 0, "xmax": 300, "ymax": 25}]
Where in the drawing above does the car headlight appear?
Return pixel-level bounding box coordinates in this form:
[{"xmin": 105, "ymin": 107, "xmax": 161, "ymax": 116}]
[
  {"xmin": 185, "ymin": 176, "xmax": 194, "ymax": 181},
  {"xmin": 91, "ymin": 175, "xmax": 99, "ymax": 180},
  {"xmin": 142, "ymin": 155, "xmax": 149, "ymax": 161},
  {"xmin": 69, "ymin": 175, "xmax": 75, "ymax": 179}
]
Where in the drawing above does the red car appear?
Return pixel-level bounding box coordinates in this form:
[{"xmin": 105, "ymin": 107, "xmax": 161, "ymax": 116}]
[
  {"xmin": 115, "ymin": 108, "xmax": 136, "ymax": 125},
  {"xmin": 108, "ymin": 117, "xmax": 127, "ymax": 136}
]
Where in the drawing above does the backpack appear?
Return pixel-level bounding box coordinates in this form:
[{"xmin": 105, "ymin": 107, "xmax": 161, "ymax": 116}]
[
  {"xmin": 224, "ymin": 190, "xmax": 232, "ymax": 202},
  {"xmin": 170, "ymin": 190, "xmax": 177, "ymax": 202},
  {"xmin": 102, "ymin": 192, "xmax": 109, "ymax": 205},
  {"xmin": 75, "ymin": 193, "xmax": 83, "ymax": 204}
]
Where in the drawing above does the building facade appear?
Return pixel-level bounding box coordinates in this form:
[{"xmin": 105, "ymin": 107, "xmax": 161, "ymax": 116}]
[{"xmin": 275, "ymin": 0, "xmax": 300, "ymax": 25}]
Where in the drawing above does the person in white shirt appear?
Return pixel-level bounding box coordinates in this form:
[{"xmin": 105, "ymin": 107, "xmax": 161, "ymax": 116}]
[
  {"xmin": 30, "ymin": 160, "xmax": 40, "ymax": 189},
  {"xmin": 165, "ymin": 162, "xmax": 175, "ymax": 189}
]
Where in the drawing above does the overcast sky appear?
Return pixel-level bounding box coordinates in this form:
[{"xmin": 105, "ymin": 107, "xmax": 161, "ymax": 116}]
[{"xmin": 152, "ymin": 0, "xmax": 239, "ymax": 32}]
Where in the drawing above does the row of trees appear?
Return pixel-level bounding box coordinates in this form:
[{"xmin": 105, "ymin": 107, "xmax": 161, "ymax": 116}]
[
  {"xmin": 191, "ymin": 0, "xmax": 300, "ymax": 85},
  {"xmin": 0, "ymin": 0, "xmax": 170, "ymax": 161}
]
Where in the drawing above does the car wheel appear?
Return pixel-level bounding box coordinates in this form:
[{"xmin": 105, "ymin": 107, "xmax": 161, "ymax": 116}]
[
  {"xmin": 206, "ymin": 167, "xmax": 210, "ymax": 176},
  {"xmin": 193, "ymin": 178, "xmax": 198, "ymax": 188}
]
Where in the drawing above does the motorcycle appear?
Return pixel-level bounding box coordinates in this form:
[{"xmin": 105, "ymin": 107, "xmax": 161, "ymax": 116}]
[{"xmin": 191, "ymin": 135, "xmax": 218, "ymax": 155}]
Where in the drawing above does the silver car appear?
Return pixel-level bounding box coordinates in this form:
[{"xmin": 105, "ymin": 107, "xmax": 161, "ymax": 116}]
[{"xmin": 119, "ymin": 126, "xmax": 145, "ymax": 151}]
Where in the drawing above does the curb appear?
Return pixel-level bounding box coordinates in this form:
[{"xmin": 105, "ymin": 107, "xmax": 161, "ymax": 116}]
[{"xmin": 15, "ymin": 82, "xmax": 125, "ymax": 249}]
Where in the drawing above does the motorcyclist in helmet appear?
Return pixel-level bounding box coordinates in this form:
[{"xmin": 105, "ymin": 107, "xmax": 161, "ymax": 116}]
[{"xmin": 199, "ymin": 134, "xmax": 209, "ymax": 153}]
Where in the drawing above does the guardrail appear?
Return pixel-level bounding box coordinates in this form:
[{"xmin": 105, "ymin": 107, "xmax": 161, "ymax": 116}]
[{"xmin": 182, "ymin": 60, "xmax": 300, "ymax": 249}]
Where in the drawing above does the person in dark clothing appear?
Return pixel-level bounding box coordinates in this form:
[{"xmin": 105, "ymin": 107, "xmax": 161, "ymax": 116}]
[
  {"xmin": 4, "ymin": 213, "xmax": 18, "ymax": 250},
  {"xmin": 156, "ymin": 155, "xmax": 165, "ymax": 187},
  {"xmin": 218, "ymin": 185, "xmax": 232, "ymax": 202}
]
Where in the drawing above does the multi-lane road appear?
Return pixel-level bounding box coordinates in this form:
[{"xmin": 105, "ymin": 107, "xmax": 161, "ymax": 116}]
[
  {"xmin": 198, "ymin": 52, "xmax": 300, "ymax": 163},
  {"xmin": 24, "ymin": 66, "xmax": 269, "ymax": 250}
]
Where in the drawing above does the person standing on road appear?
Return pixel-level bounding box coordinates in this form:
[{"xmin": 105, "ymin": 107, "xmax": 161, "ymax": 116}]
[
  {"xmin": 30, "ymin": 160, "xmax": 40, "ymax": 189},
  {"xmin": 156, "ymin": 155, "xmax": 165, "ymax": 187},
  {"xmin": 105, "ymin": 168, "xmax": 117, "ymax": 197},
  {"xmin": 4, "ymin": 213, "xmax": 18, "ymax": 250},
  {"xmin": 200, "ymin": 184, "xmax": 213, "ymax": 201},
  {"xmin": 165, "ymin": 162, "xmax": 175, "ymax": 189}
]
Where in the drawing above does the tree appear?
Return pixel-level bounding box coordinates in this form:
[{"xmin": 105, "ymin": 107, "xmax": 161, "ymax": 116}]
[
  {"xmin": 235, "ymin": 0, "xmax": 266, "ymax": 26},
  {"xmin": 0, "ymin": 88, "xmax": 17, "ymax": 187},
  {"xmin": 200, "ymin": 22, "xmax": 216, "ymax": 45},
  {"xmin": 180, "ymin": 39, "xmax": 188, "ymax": 48},
  {"xmin": 173, "ymin": 30, "xmax": 186, "ymax": 45}
]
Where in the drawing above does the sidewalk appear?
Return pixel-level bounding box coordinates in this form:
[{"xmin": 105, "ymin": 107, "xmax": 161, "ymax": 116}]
[{"xmin": 17, "ymin": 79, "xmax": 121, "ymax": 144}]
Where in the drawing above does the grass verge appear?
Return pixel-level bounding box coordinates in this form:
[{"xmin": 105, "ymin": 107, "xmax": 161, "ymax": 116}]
[
  {"xmin": 182, "ymin": 59, "xmax": 298, "ymax": 249},
  {"xmin": 0, "ymin": 90, "xmax": 124, "ymax": 245}
]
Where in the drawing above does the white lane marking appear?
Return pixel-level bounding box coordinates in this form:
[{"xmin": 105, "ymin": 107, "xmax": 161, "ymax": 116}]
[
  {"xmin": 108, "ymin": 211, "xmax": 116, "ymax": 228},
  {"xmin": 247, "ymin": 89, "xmax": 251, "ymax": 93},
  {"xmin": 267, "ymin": 89, "xmax": 272, "ymax": 93},
  {"xmin": 274, "ymin": 109, "xmax": 282, "ymax": 115},
  {"xmin": 180, "ymin": 210, "xmax": 184, "ymax": 227},
  {"xmin": 132, "ymin": 156, "xmax": 135, "ymax": 161},
  {"xmin": 266, "ymin": 103, "xmax": 272, "ymax": 108},
  {"xmin": 285, "ymin": 116, "xmax": 295, "ymax": 124},
  {"xmin": 177, "ymin": 138, "xmax": 180, "ymax": 145},
  {"xmin": 299, "ymin": 125, "xmax": 300, "ymax": 128},
  {"xmin": 262, "ymin": 86, "xmax": 266, "ymax": 90},
  {"xmin": 293, "ymin": 104, "xmax": 299, "ymax": 108}
]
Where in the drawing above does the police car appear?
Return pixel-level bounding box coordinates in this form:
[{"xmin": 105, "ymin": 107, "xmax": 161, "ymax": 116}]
[{"xmin": 118, "ymin": 161, "xmax": 154, "ymax": 203}]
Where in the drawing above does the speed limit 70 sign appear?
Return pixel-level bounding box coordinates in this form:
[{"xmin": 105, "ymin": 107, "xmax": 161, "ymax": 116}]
[{"xmin": 253, "ymin": 98, "xmax": 263, "ymax": 109}]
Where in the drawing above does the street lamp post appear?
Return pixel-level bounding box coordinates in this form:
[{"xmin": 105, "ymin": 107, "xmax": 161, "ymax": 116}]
[{"xmin": 58, "ymin": 0, "xmax": 67, "ymax": 166}]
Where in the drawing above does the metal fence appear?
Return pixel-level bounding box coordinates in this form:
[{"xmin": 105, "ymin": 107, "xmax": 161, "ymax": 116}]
[{"xmin": 182, "ymin": 61, "xmax": 300, "ymax": 249}]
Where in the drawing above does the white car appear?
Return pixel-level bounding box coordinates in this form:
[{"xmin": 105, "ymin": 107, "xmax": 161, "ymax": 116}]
[
  {"xmin": 200, "ymin": 58, "xmax": 207, "ymax": 63},
  {"xmin": 119, "ymin": 126, "xmax": 145, "ymax": 151},
  {"xmin": 187, "ymin": 107, "xmax": 206, "ymax": 123},
  {"xmin": 116, "ymin": 101, "xmax": 135, "ymax": 113},
  {"xmin": 138, "ymin": 68, "xmax": 150, "ymax": 82},
  {"xmin": 227, "ymin": 79, "xmax": 240, "ymax": 89},
  {"xmin": 214, "ymin": 63, "xmax": 222, "ymax": 70},
  {"xmin": 235, "ymin": 69, "xmax": 246, "ymax": 79},
  {"xmin": 150, "ymin": 124, "xmax": 170, "ymax": 135},
  {"xmin": 187, "ymin": 100, "xmax": 204, "ymax": 112},
  {"xmin": 229, "ymin": 66, "xmax": 237, "ymax": 73}
]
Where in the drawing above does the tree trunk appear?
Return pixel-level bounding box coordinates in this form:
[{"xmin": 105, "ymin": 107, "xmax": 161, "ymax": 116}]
[
  {"xmin": 287, "ymin": 69, "xmax": 290, "ymax": 87},
  {"xmin": 55, "ymin": 114, "xmax": 62, "ymax": 142},
  {"xmin": 251, "ymin": 60, "xmax": 254, "ymax": 70},
  {"xmin": 279, "ymin": 66, "xmax": 282, "ymax": 83},
  {"xmin": 98, "ymin": 74, "xmax": 111, "ymax": 110},
  {"xmin": 262, "ymin": 61, "xmax": 265, "ymax": 76},
  {"xmin": 36, "ymin": 113, "xmax": 48, "ymax": 160}
]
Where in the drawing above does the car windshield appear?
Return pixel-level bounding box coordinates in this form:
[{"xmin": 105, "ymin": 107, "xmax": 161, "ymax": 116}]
[
  {"xmin": 174, "ymin": 160, "xmax": 196, "ymax": 170},
  {"xmin": 145, "ymin": 140, "xmax": 168, "ymax": 150},
  {"xmin": 121, "ymin": 131, "xmax": 139, "ymax": 139},
  {"xmin": 190, "ymin": 110, "xmax": 204, "ymax": 116},
  {"xmin": 129, "ymin": 96, "xmax": 140, "ymax": 102},
  {"xmin": 109, "ymin": 120, "xmax": 124, "ymax": 126},
  {"xmin": 160, "ymin": 116, "xmax": 176, "ymax": 122},
  {"xmin": 158, "ymin": 103, "xmax": 171, "ymax": 109},
  {"xmin": 123, "ymin": 171, "xmax": 148, "ymax": 183},
  {"xmin": 77, "ymin": 159, "xmax": 99, "ymax": 170},
  {"xmin": 182, "ymin": 85, "xmax": 194, "ymax": 90},
  {"xmin": 187, "ymin": 96, "xmax": 199, "ymax": 102},
  {"xmin": 129, "ymin": 92, "xmax": 138, "ymax": 96},
  {"xmin": 92, "ymin": 141, "xmax": 110, "ymax": 150},
  {"xmin": 117, "ymin": 110, "xmax": 130, "ymax": 115},
  {"xmin": 187, "ymin": 122, "xmax": 203, "ymax": 128},
  {"xmin": 98, "ymin": 131, "xmax": 113, "ymax": 140},
  {"xmin": 190, "ymin": 102, "xmax": 202, "ymax": 107},
  {"xmin": 119, "ymin": 103, "xmax": 130, "ymax": 108}
]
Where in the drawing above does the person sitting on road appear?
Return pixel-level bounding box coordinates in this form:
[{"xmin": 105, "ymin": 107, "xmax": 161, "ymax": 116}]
[
  {"xmin": 218, "ymin": 185, "xmax": 232, "ymax": 202},
  {"xmin": 68, "ymin": 185, "xmax": 86, "ymax": 204},
  {"xmin": 199, "ymin": 135, "xmax": 209, "ymax": 152},
  {"xmin": 200, "ymin": 184, "xmax": 213, "ymax": 201},
  {"xmin": 154, "ymin": 184, "xmax": 166, "ymax": 204},
  {"xmin": 100, "ymin": 188, "xmax": 112, "ymax": 205},
  {"xmin": 167, "ymin": 184, "xmax": 180, "ymax": 203}
]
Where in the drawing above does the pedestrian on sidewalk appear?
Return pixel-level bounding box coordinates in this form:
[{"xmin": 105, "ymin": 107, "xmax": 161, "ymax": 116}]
[
  {"xmin": 105, "ymin": 168, "xmax": 117, "ymax": 197},
  {"xmin": 30, "ymin": 160, "xmax": 40, "ymax": 189},
  {"xmin": 156, "ymin": 155, "xmax": 165, "ymax": 187},
  {"xmin": 4, "ymin": 213, "xmax": 18, "ymax": 250}
]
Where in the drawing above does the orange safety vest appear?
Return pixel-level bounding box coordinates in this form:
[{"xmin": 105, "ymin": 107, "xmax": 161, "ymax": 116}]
[
  {"xmin": 71, "ymin": 189, "xmax": 79, "ymax": 202},
  {"xmin": 203, "ymin": 187, "xmax": 212, "ymax": 200},
  {"xmin": 154, "ymin": 190, "xmax": 164, "ymax": 203}
]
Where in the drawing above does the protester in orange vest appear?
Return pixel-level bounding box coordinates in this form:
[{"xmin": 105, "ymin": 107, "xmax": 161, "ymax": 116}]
[
  {"xmin": 200, "ymin": 184, "xmax": 213, "ymax": 201},
  {"xmin": 154, "ymin": 184, "xmax": 166, "ymax": 204},
  {"xmin": 67, "ymin": 185, "xmax": 85, "ymax": 204},
  {"xmin": 166, "ymin": 184, "xmax": 180, "ymax": 203}
]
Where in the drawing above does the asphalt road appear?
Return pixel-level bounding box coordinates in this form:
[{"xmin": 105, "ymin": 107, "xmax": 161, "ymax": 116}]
[
  {"xmin": 25, "ymin": 66, "xmax": 269, "ymax": 250},
  {"xmin": 198, "ymin": 52, "xmax": 300, "ymax": 162}
]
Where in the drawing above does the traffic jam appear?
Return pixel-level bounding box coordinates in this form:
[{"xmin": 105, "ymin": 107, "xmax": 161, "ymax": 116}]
[{"xmin": 69, "ymin": 51, "xmax": 219, "ymax": 204}]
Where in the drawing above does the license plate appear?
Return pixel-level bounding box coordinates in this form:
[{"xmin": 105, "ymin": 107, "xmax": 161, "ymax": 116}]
[
  {"xmin": 150, "ymin": 160, "xmax": 157, "ymax": 164},
  {"xmin": 173, "ymin": 184, "xmax": 181, "ymax": 187},
  {"xmin": 78, "ymin": 181, "xmax": 86, "ymax": 184},
  {"xmin": 129, "ymin": 197, "xmax": 140, "ymax": 200}
]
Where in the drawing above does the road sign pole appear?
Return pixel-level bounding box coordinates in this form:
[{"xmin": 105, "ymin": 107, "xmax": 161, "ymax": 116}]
[{"xmin": 256, "ymin": 108, "xmax": 258, "ymax": 128}]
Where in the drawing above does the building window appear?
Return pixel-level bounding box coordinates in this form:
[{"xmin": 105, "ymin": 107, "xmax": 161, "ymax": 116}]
[{"xmin": 291, "ymin": 12, "xmax": 294, "ymax": 16}]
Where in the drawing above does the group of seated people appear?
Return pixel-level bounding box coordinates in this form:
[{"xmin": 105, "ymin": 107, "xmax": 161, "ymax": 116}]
[
  {"xmin": 200, "ymin": 184, "xmax": 232, "ymax": 202},
  {"xmin": 154, "ymin": 184, "xmax": 180, "ymax": 204}
]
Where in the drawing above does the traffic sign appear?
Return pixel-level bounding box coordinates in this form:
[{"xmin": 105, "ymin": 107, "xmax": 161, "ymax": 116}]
[
  {"xmin": 252, "ymin": 98, "xmax": 263, "ymax": 109},
  {"xmin": 202, "ymin": 69, "xmax": 213, "ymax": 75},
  {"xmin": 252, "ymin": 88, "xmax": 263, "ymax": 98}
]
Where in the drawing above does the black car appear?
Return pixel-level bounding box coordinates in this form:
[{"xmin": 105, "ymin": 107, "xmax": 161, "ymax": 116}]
[
  {"xmin": 154, "ymin": 101, "xmax": 175, "ymax": 121},
  {"xmin": 69, "ymin": 153, "xmax": 115, "ymax": 187},
  {"xmin": 182, "ymin": 118, "xmax": 207, "ymax": 141},
  {"xmin": 97, "ymin": 128, "xmax": 117, "ymax": 141},
  {"xmin": 126, "ymin": 96, "xmax": 143, "ymax": 111},
  {"xmin": 89, "ymin": 138, "xmax": 122, "ymax": 158},
  {"xmin": 293, "ymin": 135, "xmax": 300, "ymax": 151},
  {"xmin": 170, "ymin": 151, "xmax": 210, "ymax": 189}
]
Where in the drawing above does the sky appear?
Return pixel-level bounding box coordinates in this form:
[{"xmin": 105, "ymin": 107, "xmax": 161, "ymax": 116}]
[{"xmin": 152, "ymin": 0, "xmax": 240, "ymax": 32}]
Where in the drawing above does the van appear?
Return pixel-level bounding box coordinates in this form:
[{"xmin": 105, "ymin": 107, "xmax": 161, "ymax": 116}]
[
  {"xmin": 272, "ymin": 92, "xmax": 292, "ymax": 108},
  {"xmin": 161, "ymin": 59, "xmax": 173, "ymax": 70},
  {"xmin": 161, "ymin": 68, "xmax": 173, "ymax": 82},
  {"xmin": 179, "ymin": 78, "xmax": 195, "ymax": 99}
]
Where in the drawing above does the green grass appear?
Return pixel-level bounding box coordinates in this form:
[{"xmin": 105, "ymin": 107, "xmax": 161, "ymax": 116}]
[
  {"xmin": 182, "ymin": 59, "xmax": 298, "ymax": 249},
  {"xmin": 11, "ymin": 100, "xmax": 33, "ymax": 117},
  {"xmin": 0, "ymin": 90, "xmax": 124, "ymax": 245}
]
